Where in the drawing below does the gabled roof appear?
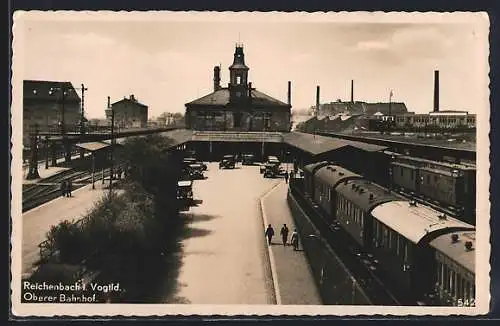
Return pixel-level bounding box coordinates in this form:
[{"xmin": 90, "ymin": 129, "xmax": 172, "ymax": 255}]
[
  {"xmin": 185, "ymin": 87, "xmax": 289, "ymax": 108},
  {"xmin": 23, "ymin": 80, "xmax": 81, "ymax": 102},
  {"xmin": 111, "ymin": 97, "xmax": 148, "ymax": 108},
  {"xmin": 362, "ymin": 102, "xmax": 408, "ymax": 115}
]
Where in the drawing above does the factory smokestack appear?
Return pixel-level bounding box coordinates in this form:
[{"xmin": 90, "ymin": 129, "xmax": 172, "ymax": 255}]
[
  {"xmin": 287, "ymin": 81, "xmax": 291, "ymax": 105},
  {"xmin": 316, "ymin": 86, "xmax": 320, "ymax": 115},
  {"xmin": 434, "ymin": 70, "xmax": 439, "ymax": 112},
  {"xmin": 351, "ymin": 80, "xmax": 354, "ymax": 103},
  {"xmin": 107, "ymin": 96, "xmax": 110, "ymax": 108},
  {"xmin": 214, "ymin": 66, "xmax": 221, "ymax": 91}
]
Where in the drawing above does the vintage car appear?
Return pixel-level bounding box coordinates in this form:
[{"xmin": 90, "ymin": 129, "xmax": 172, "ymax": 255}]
[
  {"xmin": 188, "ymin": 164, "xmax": 205, "ymax": 179},
  {"xmin": 260, "ymin": 155, "xmax": 281, "ymax": 174},
  {"xmin": 242, "ymin": 153, "xmax": 256, "ymax": 165},
  {"xmin": 183, "ymin": 157, "xmax": 207, "ymax": 171},
  {"xmin": 263, "ymin": 163, "xmax": 280, "ymax": 178},
  {"xmin": 177, "ymin": 180, "xmax": 193, "ymax": 203},
  {"xmin": 219, "ymin": 155, "xmax": 236, "ymax": 169}
]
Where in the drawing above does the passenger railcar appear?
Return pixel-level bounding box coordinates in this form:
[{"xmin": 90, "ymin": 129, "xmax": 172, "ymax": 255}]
[
  {"xmin": 390, "ymin": 155, "xmax": 476, "ymax": 222},
  {"xmin": 303, "ymin": 161, "xmax": 329, "ymax": 199},
  {"xmin": 312, "ymin": 165, "xmax": 363, "ymax": 220},
  {"xmin": 429, "ymin": 231, "xmax": 476, "ymax": 306},
  {"xmin": 370, "ymin": 201, "xmax": 475, "ymax": 301},
  {"xmin": 334, "ymin": 179, "xmax": 398, "ymax": 247}
]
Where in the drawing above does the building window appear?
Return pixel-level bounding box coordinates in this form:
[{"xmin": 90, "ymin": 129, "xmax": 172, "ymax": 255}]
[{"xmin": 236, "ymin": 76, "xmax": 241, "ymax": 85}]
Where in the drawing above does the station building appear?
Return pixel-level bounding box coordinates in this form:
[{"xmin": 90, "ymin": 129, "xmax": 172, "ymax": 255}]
[
  {"xmin": 106, "ymin": 94, "xmax": 148, "ymax": 129},
  {"xmin": 185, "ymin": 44, "xmax": 292, "ymax": 132}
]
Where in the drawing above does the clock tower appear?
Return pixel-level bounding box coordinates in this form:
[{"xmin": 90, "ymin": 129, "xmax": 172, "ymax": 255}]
[{"xmin": 228, "ymin": 44, "xmax": 250, "ymax": 103}]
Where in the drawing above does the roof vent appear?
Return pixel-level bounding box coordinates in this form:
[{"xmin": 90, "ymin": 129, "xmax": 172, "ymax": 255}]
[
  {"xmin": 344, "ymin": 180, "xmax": 348, "ymax": 185},
  {"xmin": 465, "ymin": 241, "xmax": 474, "ymax": 251},
  {"xmin": 451, "ymin": 234, "xmax": 459, "ymax": 243},
  {"xmin": 359, "ymin": 188, "xmax": 365, "ymax": 194},
  {"xmin": 332, "ymin": 168, "xmax": 337, "ymax": 172},
  {"xmin": 369, "ymin": 193, "xmax": 374, "ymax": 201},
  {"xmin": 438, "ymin": 213, "xmax": 447, "ymax": 220},
  {"xmin": 409, "ymin": 201, "xmax": 417, "ymax": 207},
  {"xmin": 339, "ymin": 172, "xmax": 344, "ymax": 176}
]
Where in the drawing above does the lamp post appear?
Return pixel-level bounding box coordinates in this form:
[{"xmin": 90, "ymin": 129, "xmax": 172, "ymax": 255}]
[
  {"xmin": 44, "ymin": 136, "xmax": 49, "ymax": 169},
  {"xmin": 26, "ymin": 124, "xmax": 40, "ymax": 180},
  {"xmin": 79, "ymin": 83, "xmax": 88, "ymax": 158}
]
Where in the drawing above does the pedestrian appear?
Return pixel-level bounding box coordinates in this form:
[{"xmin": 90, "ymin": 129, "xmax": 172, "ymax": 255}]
[
  {"xmin": 284, "ymin": 171, "xmax": 289, "ymax": 184},
  {"xmin": 60, "ymin": 180, "xmax": 67, "ymax": 198},
  {"xmin": 67, "ymin": 180, "xmax": 73, "ymax": 197},
  {"xmin": 290, "ymin": 229, "xmax": 299, "ymax": 251},
  {"xmin": 280, "ymin": 224, "xmax": 289, "ymax": 246},
  {"xmin": 265, "ymin": 224, "xmax": 275, "ymax": 245}
]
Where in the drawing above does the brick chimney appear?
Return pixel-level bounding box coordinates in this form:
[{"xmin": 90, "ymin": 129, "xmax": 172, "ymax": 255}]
[
  {"xmin": 434, "ymin": 70, "xmax": 439, "ymax": 112},
  {"xmin": 287, "ymin": 81, "xmax": 291, "ymax": 106},
  {"xmin": 248, "ymin": 82, "xmax": 252, "ymax": 98},
  {"xmin": 129, "ymin": 94, "xmax": 136, "ymax": 101},
  {"xmin": 316, "ymin": 86, "xmax": 320, "ymax": 115},
  {"xmin": 213, "ymin": 66, "xmax": 221, "ymax": 91},
  {"xmin": 351, "ymin": 80, "xmax": 354, "ymax": 103},
  {"xmin": 107, "ymin": 96, "xmax": 110, "ymax": 108}
]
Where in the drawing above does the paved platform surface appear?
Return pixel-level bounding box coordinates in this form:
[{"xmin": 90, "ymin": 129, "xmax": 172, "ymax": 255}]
[
  {"xmin": 169, "ymin": 162, "xmax": 280, "ymax": 304},
  {"xmin": 261, "ymin": 182, "xmax": 322, "ymax": 305},
  {"xmin": 169, "ymin": 162, "xmax": 321, "ymax": 305},
  {"xmin": 21, "ymin": 181, "xmax": 122, "ymax": 277}
]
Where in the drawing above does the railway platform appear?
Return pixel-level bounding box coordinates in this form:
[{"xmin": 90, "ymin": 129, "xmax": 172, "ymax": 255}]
[
  {"xmin": 21, "ymin": 181, "xmax": 123, "ymax": 279},
  {"xmin": 260, "ymin": 181, "xmax": 322, "ymax": 305}
]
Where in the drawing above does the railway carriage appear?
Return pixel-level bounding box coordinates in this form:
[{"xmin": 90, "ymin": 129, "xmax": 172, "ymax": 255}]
[
  {"xmin": 429, "ymin": 231, "xmax": 476, "ymax": 306},
  {"xmin": 334, "ymin": 179, "xmax": 398, "ymax": 247},
  {"xmin": 312, "ymin": 165, "xmax": 363, "ymax": 220},
  {"xmin": 369, "ymin": 201, "xmax": 475, "ymax": 301},
  {"xmin": 303, "ymin": 161, "xmax": 329, "ymax": 199}
]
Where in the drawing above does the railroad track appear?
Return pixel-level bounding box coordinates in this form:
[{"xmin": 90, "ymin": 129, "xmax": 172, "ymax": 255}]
[
  {"xmin": 291, "ymin": 187, "xmax": 402, "ymax": 305},
  {"xmin": 21, "ymin": 166, "xmax": 121, "ymax": 213}
]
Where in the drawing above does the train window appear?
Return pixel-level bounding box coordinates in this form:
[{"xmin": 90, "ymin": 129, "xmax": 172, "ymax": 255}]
[
  {"xmin": 411, "ymin": 171, "xmax": 415, "ymax": 181},
  {"xmin": 400, "ymin": 168, "xmax": 404, "ymax": 177},
  {"xmin": 383, "ymin": 228, "xmax": 388, "ymax": 248},
  {"xmin": 388, "ymin": 230, "xmax": 392, "ymax": 250},
  {"xmin": 404, "ymin": 243, "xmax": 409, "ymax": 263},
  {"xmin": 438, "ymin": 261, "xmax": 443, "ymax": 290},
  {"xmin": 426, "ymin": 175, "xmax": 430, "ymax": 184},
  {"xmin": 434, "ymin": 175, "xmax": 438, "ymax": 183},
  {"xmin": 396, "ymin": 235, "xmax": 400, "ymax": 255}
]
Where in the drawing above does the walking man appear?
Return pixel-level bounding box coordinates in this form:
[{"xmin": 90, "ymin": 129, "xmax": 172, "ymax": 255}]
[
  {"xmin": 67, "ymin": 179, "xmax": 73, "ymax": 197},
  {"xmin": 284, "ymin": 171, "xmax": 289, "ymax": 184},
  {"xmin": 265, "ymin": 224, "xmax": 275, "ymax": 245},
  {"xmin": 291, "ymin": 229, "xmax": 299, "ymax": 251},
  {"xmin": 280, "ymin": 224, "xmax": 289, "ymax": 246},
  {"xmin": 60, "ymin": 180, "xmax": 67, "ymax": 198}
]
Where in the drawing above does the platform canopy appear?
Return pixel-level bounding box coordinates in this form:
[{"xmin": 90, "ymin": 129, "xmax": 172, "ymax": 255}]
[{"xmin": 74, "ymin": 141, "xmax": 111, "ymax": 152}]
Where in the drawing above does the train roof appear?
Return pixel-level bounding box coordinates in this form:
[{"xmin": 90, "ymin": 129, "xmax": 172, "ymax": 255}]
[
  {"xmin": 335, "ymin": 179, "xmax": 399, "ymax": 211},
  {"xmin": 303, "ymin": 161, "xmax": 329, "ymax": 173},
  {"xmin": 371, "ymin": 200, "xmax": 475, "ymax": 245},
  {"xmin": 177, "ymin": 180, "xmax": 193, "ymax": 187},
  {"xmin": 395, "ymin": 155, "xmax": 476, "ymax": 171},
  {"xmin": 429, "ymin": 231, "xmax": 476, "ymax": 273},
  {"xmin": 315, "ymin": 165, "xmax": 363, "ymax": 188}
]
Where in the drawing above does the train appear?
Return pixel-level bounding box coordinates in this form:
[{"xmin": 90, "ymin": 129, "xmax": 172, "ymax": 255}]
[
  {"xmin": 302, "ymin": 162, "xmax": 476, "ymax": 306},
  {"xmin": 386, "ymin": 152, "xmax": 476, "ymax": 225}
]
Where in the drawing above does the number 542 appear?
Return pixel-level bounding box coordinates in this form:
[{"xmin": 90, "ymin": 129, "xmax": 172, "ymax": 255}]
[{"xmin": 457, "ymin": 298, "xmax": 475, "ymax": 307}]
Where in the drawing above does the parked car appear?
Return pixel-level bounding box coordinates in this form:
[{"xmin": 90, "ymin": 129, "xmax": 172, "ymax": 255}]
[
  {"xmin": 219, "ymin": 155, "xmax": 236, "ymax": 169},
  {"xmin": 242, "ymin": 153, "xmax": 256, "ymax": 165},
  {"xmin": 188, "ymin": 164, "xmax": 205, "ymax": 179},
  {"xmin": 183, "ymin": 157, "xmax": 207, "ymax": 171},
  {"xmin": 260, "ymin": 155, "xmax": 281, "ymax": 174},
  {"xmin": 263, "ymin": 163, "xmax": 280, "ymax": 178}
]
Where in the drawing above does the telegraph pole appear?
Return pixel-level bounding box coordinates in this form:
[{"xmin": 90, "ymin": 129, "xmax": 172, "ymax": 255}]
[
  {"xmin": 109, "ymin": 100, "xmax": 115, "ymax": 194},
  {"xmin": 79, "ymin": 84, "xmax": 88, "ymax": 158}
]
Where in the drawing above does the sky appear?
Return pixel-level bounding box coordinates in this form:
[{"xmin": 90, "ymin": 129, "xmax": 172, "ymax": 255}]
[{"xmin": 14, "ymin": 12, "xmax": 489, "ymax": 119}]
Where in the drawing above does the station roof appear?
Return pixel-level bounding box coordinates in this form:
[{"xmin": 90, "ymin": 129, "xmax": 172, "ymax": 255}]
[
  {"xmin": 283, "ymin": 132, "xmax": 387, "ymax": 156},
  {"xmin": 429, "ymin": 231, "xmax": 476, "ymax": 273},
  {"xmin": 303, "ymin": 161, "xmax": 330, "ymax": 174},
  {"xmin": 74, "ymin": 141, "xmax": 110, "ymax": 152},
  {"xmin": 159, "ymin": 129, "xmax": 194, "ymax": 147},
  {"xmin": 192, "ymin": 131, "xmax": 283, "ymax": 143},
  {"xmin": 371, "ymin": 200, "xmax": 475, "ymax": 245}
]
